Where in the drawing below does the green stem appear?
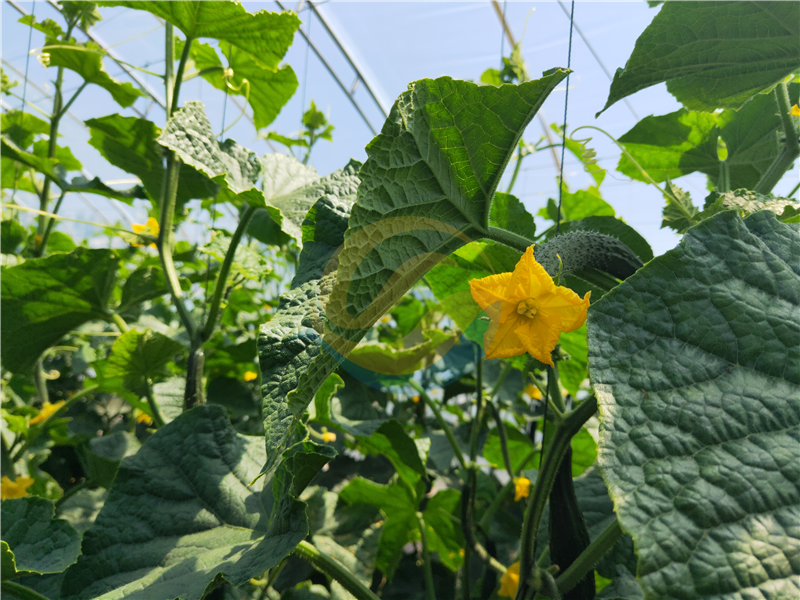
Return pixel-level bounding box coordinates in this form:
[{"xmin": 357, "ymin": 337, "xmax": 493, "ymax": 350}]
[
  {"xmin": 56, "ymin": 81, "xmax": 88, "ymax": 121},
  {"xmin": 555, "ymin": 518, "xmax": 623, "ymax": 594},
  {"xmin": 145, "ymin": 377, "xmax": 167, "ymax": 428},
  {"xmin": 37, "ymin": 191, "xmax": 67, "ymax": 256},
  {"xmin": 36, "ymin": 64, "xmax": 66, "ymax": 240},
  {"xmin": 171, "ymin": 35, "xmax": 193, "ymax": 115},
  {"xmin": 788, "ymin": 180, "xmax": 800, "ymax": 199},
  {"xmin": 485, "ymin": 225, "xmax": 534, "ymax": 253},
  {"xmin": 506, "ymin": 145, "xmax": 525, "ymax": 194},
  {"xmin": 478, "ymin": 448, "xmax": 538, "ymax": 531},
  {"xmin": 417, "ymin": 512, "xmax": 437, "ymax": 600},
  {"xmin": 164, "ymin": 24, "xmax": 175, "ymax": 117},
  {"xmin": 547, "ymin": 365, "xmax": 565, "ymax": 413},
  {"xmin": 202, "ymin": 205, "xmax": 257, "ymax": 341},
  {"xmin": 462, "ymin": 470, "xmax": 508, "ymax": 576},
  {"xmin": 411, "ymin": 381, "xmax": 467, "ymax": 470},
  {"xmin": 517, "ymin": 397, "xmax": 598, "ymax": 600},
  {"xmin": 717, "ymin": 160, "xmax": 730, "ymax": 194},
  {"xmin": 2, "ymin": 581, "xmax": 52, "ymax": 600},
  {"xmin": 487, "ymin": 400, "xmax": 514, "ymax": 480},
  {"xmin": 469, "ymin": 354, "xmax": 484, "ymax": 465},
  {"xmin": 109, "ymin": 311, "xmax": 130, "ymax": 334},
  {"xmin": 11, "ymin": 385, "xmax": 99, "ymax": 463},
  {"xmin": 293, "ymin": 540, "xmax": 381, "ymax": 600},
  {"xmin": 158, "ymin": 152, "xmax": 197, "ymax": 342},
  {"xmin": 32, "ymin": 358, "xmax": 49, "ymax": 406},
  {"xmin": 755, "ymin": 83, "xmax": 800, "ymax": 194}
]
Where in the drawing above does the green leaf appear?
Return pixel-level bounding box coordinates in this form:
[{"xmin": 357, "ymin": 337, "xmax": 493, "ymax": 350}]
[
  {"xmin": 338, "ymin": 477, "xmax": 417, "ymax": 579},
  {"xmin": 1, "ymin": 109, "xmax": 49, "ymax": 149},
  {"xmin": 18, "ymin": 14, "xmax": 64, "ymax": 38},
  {"xmin": 85, "ymin": 114, "xmax": 217, "ymax": 206},
  {"xmin": 324, "ymin": 72, "xmax": 568, "ymax": 358},
  {"xmin": 56, "ymin": 488, "xmax": 107, "ymax": 535},
  {"xmin": 60, "ymin": 405, "xmax": 310, "ymax": 600},
  {"xmin": 99, "ymin": 1, "xmax": 299, "ymax": 71},
  {"xmin": 159, "ymin": 101, "xmax": 267, "ymax": 209},
  {"xmin": 46, "ymin": 39, "xmax": 143, "ymax": 107},
  {"xmin": 617, "ymin": 109, "xmax": 719, "ymax": 183},
  {"xmin": 421, "ymin": 488, "xmax": 464, "ymax": 571},
  {"xmin": 0, "ymin": 248, "xmax": 118, "ymax": 373},
  {"xmin": 489, "ymin": 192, "xmax": 536, "ymax": 241},
  {"xmin": 483, "ymin": 423, "xmax": 534, "ymax": 472},
  {"xmin": 569, "ymin": 427, "xmax": 597, "ymax": 477},
  {"xmin": 357, "ymin": 420, "xmax": 429, "ymax": 488},
  {"xmin": 200, "ymin": 231, "xmax": 270, "ymax": 282},
  {"xmin": 348, "ymin": 330, "xmax": 455, "ymax": 377},
  {"xmin": 106, "ymin": 329, "xmax": 184, "ymax": 394},
  {"xmin": 313, "ymin": 528, "xmax": 381, "ymax": 595},
  {"xmin": 1, "ymin": 219, "xmax": 29, "ymax": 255},
  {"xmin": 1, "ymin": 497, "xmax": 81, "ymax": 580},
  {"xmin": 700, "ymin": 189, "xmax": 800, "ymax": 224},
  {"xmin": 259, "ymin": 177, "xmax": 361, "ymax": 473},
  {"xmin": 559, "ymin": 325, "xmax": 588, "ymax": 397},
  {"xmin": 259, "ymin": 277, "xmax": 339, "ymax": 475},
  {"xmin": 33, "ymin": 140, "xmax": 82, "ymax": 172},
  {"xmin": 117, "ymin": 266, "xmax": 166, "ymax": 314},
  {"xmin": 259, "ymin": 155, "xmax": 361, "ymax": 245},
  {"xmin": 600, "ymin": 1, "xmax": 800, "ymax": 113},
  {"xmin": 588, "ymin": 210, "xmax": 800, "ymax": 600},
  {"xmin": 294, "ymin": 176, "xmax": 360, "ymax": 288},
  {"xmin": 618, "ymin": 83, "xmax": 800, "ymax": 191},
  {"xmin": 84, "ymin": 431, "xmax": 141, "ymax": 488},
  {"xmin": 200, "ymin": 41, "xmax": 298, "ymax": 130},
  {"xmin": 661, "ymin": 180, "xmax": 699, "ymax": 233}
]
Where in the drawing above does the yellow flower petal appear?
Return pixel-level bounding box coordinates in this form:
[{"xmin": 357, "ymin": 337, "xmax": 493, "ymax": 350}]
[
  {"xmin": 1, "ymin": 475, "xmax": 35, "ymax": 499},
  {"xmin": 523, "ymin": 384, "xmax": 542, "ymax": 400},
  {"xmin": 412, "ymin": 395, "xmax": 421, "ymax": 404},
  {"xmin": 131, "ymin": 217, "xmax": 159, "ymax": 249},
  {"xmin": 514, "ymin": 477, "xmax": 532, "ymax": 502},
  {"xmin": 322, "ymin": 432, "xmax": 337, "ymax": 442},
  {"xmin": 30, "ymin": 400, "xmax": 66, "ymax": 425},
  {"xmin": 469, "ymin": 246, "xmax": 589, "ymax": 363},
  {"xmin": 243, "ymin": 371, "xmax": 258, "ymax": 382},
  {"xmin": 498, "ymin": 561, "xmax": 520, "ymax": 598},
  {"xmin": 792, "ymin": 104, "xmax": 800, "ymax": 118},
  {"xmin": 136, "ymin": 411, "xmax": 153, "ymax": 425}
]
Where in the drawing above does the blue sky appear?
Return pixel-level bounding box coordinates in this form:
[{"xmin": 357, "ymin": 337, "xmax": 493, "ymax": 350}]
[{"xmin": 3, "ymin": 1, "xmax": 797, "ymax": 256}]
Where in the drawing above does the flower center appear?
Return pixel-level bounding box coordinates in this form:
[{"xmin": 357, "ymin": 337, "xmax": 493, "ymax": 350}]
[{"xmin": 516, "ymin": 298, "xmax": 539, "ymax": 319}]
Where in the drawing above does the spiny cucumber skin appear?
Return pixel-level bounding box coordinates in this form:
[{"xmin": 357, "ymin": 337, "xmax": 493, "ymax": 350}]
[{"xmin": 535, "ymin": 231, "xmax": 642, "ymax": 281}]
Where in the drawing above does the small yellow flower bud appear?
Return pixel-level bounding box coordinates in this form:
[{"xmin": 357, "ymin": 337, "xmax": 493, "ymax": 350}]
[{"xmin": 322, "ymin": 431, "xmax": 337, "ymax": 443}]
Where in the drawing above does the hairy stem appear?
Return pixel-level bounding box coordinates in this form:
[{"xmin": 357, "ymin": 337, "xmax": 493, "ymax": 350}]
[
  {"xmin": 556, "ymin": 518, "xmax": 623, "ymax": 594},
  {"xmin": 485, "ymin": 225, "xmax": 534, "ymax": 253},
  {"xmin": 755, "ymin": 83, "xmax": 800, "ymax": 194},
  {"xmin": 293, "ymin": 540, "xmax": 381, "ymax": 600},
  {"xmin": 517, "ymin": 397, "xmax": 598, "ymax": 599},
  {"xmin": 145, "ymin": 377, "xmax": 167, "ymax": 428},
  {"xmin": 202, "ymin": 205, "xmax": 257, "ymax": 341},
  {"xmin": 37, "ymin": 191, "xmax": 67, "ymax": 256}
]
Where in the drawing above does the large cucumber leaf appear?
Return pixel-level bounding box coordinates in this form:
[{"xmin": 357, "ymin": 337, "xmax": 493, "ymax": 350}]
[
  {"xmin": 588, "ymin": 210, "xmax": 800, "ymax": 600},
  {"xmin": 0, "ymin": 248, "xmax": 118, "ymax": 373},
  {"xmin": 259, "ymin": 184, "xmax": 358, "ymax": 473},
  {"xmin": 60, "ymin": 405, "xmax": 330, "ymax": 600},
  {"xmin": 324, "ymin": 72, "xmax": 567, "ymax": 357},
  {"xmin": 600, "ymin": 1, "xmax": 800, "ymax": 113},
  {"xmin": 97, "ymin": 1, "xmax": 299, "ymax": 72},
  {"xmin": 1, "ymin": 497, "xmax": 81, "ymax": 581}
]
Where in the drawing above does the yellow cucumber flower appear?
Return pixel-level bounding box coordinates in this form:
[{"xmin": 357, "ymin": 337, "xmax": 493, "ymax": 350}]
[
  {"xmin": 514, "ymin": 476, "xmax": 532, "ymax": 502},
  {"xmin": 322, "ymin": 431, "xmax": 337, "ymax": 443},
  {"xmin": 131, "ymin": 217, "xmax": 159, "ymax": 248},
  {"xmin": 498, "ymin": 561, "xmax": 520, "ymax": 598},
  {"xmin": 243, "ymin": 371, "xmax": 259, "ymax": 382},
  {"xmin": 469, "ymin": 247, "xmax": 589, "ymax": 364},
  {"xmin": 1, "ymin": 475, "xmax": 35, "ymax": 499},
  {"xmin": 791, "ymin": 95, "xmax": 800, "ymax": 117},
  {"xmin": 30, "ymin": 400, "xmax": 66, "ymax": 425},
  {"xmin": 523, "ymin": 383, "xmax": 542, "ymax": 400}
]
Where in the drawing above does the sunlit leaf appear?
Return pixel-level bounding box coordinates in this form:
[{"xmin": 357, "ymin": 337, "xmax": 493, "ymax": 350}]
[{"xmin": 600, "ymin": 1, "xmax": 800, "ymax": 113}]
